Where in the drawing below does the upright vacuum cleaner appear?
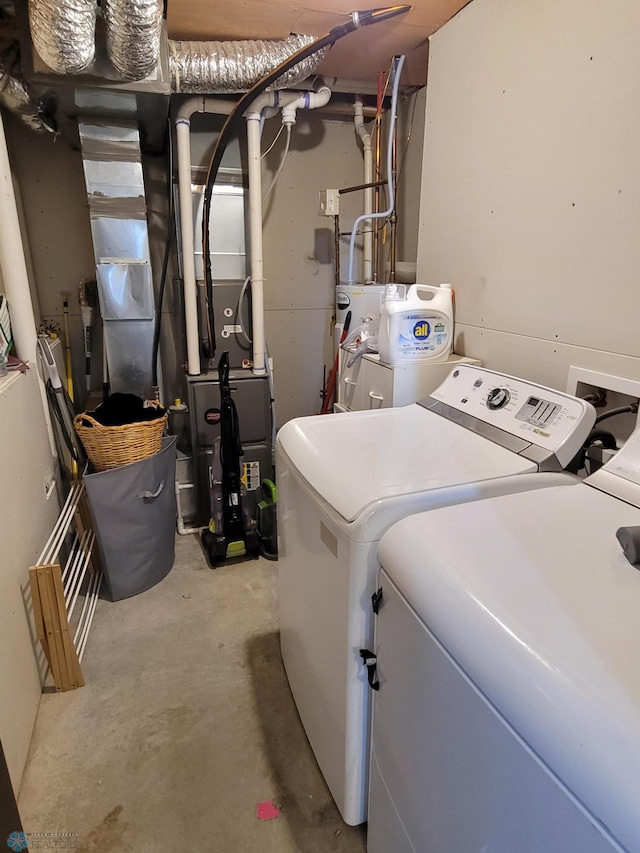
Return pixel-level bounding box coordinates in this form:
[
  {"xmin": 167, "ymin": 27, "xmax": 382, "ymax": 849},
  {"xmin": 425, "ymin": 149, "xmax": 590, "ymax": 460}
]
[{"xmin": 201, "ymin": 352, "xmax": 260, "ymax": 565}]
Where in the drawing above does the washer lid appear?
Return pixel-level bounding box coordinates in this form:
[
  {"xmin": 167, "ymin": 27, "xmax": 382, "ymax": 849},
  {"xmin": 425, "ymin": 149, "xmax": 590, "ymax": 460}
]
[
  {"xmin": 379, "ymin": 484, "xmax": 640, "ymax": 852},
  {"xmin": 277, "ymin": 405, "xmax": 535, "ymax": 522}
]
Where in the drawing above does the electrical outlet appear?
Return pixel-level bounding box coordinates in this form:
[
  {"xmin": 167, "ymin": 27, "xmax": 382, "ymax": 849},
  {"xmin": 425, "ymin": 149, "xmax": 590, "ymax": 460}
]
[{"xmin": 319, "ymin": 188, "xmax": 340, "ymax": 217}]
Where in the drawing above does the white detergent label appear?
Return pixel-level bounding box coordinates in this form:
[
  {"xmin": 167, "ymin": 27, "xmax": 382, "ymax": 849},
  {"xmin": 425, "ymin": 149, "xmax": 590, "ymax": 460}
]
[{"xmin": 396, "ymin": 312, "xmax": 449, "ymax": 357}]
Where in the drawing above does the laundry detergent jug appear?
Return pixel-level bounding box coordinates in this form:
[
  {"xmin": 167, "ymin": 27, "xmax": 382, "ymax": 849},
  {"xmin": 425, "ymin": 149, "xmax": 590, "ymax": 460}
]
[{"xmin": 378, "ymin": 283, "xmax": 454, "ymax": 366}]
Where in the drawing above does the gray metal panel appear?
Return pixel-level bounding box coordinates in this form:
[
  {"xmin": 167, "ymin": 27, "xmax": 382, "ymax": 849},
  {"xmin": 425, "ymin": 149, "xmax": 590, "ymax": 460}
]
[
  {"xmin": 102, "ymin": 318, "xmax": 154, "ymax": 398},
  {"xmin": 518, "ymin": 445, "xmax": 562, "ymax": 472},
  {"xmin": 191, "ymin": 374, "xmax": 270, "ymax": 446},
  {"xmin": 97, "ymin": 262, "xmax": 155, "ymax": 320},
  {"xmin": 90, "ymin": 217, "xmax": 150, "ymax": 261},
  {"xmin": 418, "ymin": 399, "xmax": 533, "ymax": 455},
  {"xmin": 211, "ymin": 281, "xmax": 252, "ymax": 369},
  {"xmin": 195, "ymin": 442, "xmax": 273, "ymax": 527},
  {"xmin": 192, "ymin": 180, "xmax": 248, "ymax": 281},
  {"xmin": 83, "ymin": 159, "xmax": 145, "ymax": 197},
  {"xmin": 188, "ymin": 372, "xmax": 273, "ymax": 525}
]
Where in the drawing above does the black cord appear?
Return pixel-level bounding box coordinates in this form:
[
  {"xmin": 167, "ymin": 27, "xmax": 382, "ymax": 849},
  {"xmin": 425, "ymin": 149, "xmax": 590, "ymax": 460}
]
[
  {"xmin": 567, "ymin": 428, "xmax": 617, "ymax": 475},
  {"xmin": 595, "ymin": 404, "xmax": 638, "ymax": 424},
  {"xmin": 201, "ymin": 5, "xmax": 412, "ymax": 360},
  {"xmin": 152, "ymin": 118, "xmax": 175, "ymax": 389},
  {"xmin": 46, "ymin": 381, "xmax": 81, "ymax": 463}
]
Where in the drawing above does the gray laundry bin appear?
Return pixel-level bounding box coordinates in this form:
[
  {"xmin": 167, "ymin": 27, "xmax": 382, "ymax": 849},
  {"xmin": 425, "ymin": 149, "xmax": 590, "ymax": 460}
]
[{"xmin": 84, "ymin": 435, "xmax": 177, "ymax": 601}]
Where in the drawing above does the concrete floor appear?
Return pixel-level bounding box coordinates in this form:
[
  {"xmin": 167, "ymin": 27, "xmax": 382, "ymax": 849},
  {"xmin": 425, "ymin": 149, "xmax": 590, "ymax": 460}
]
[{"xmin": 18, "ymin": 535, "xmax": 367, "ymax": 853}]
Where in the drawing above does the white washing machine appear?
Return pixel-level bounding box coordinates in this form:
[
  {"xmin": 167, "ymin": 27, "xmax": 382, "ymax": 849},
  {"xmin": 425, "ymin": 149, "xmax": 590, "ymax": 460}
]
[
  {"xmin": 369, "ymin": 427, "xmax": 640, "ymax": 852},
  {"xmin": 276, "ymin": 364, "xmax": 595, "ymax": 825}
]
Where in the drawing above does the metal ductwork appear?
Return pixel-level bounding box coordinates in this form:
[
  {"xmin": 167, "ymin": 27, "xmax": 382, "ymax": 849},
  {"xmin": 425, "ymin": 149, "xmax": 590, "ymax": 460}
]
[
  {"xmin": 26, "ymin": 0, "xmax": 325, "ymax": 94},
  {"xmin": 103, "ymin": 0, "xmax": 163, "ymax": 81},
  {"xmin": 169, "ymin": 34, "xmax": 328, "ymax": 94},
  {"xmin": 0, "ymin": 43, "xmax": 53, "ymax": 133},
  {"xmin": 78, "ymin": 119, "xmax": 156, "ymax": 398},
  {"xmin": 27, "ymin": 0, "xmax": 96, "ymax": 74}
]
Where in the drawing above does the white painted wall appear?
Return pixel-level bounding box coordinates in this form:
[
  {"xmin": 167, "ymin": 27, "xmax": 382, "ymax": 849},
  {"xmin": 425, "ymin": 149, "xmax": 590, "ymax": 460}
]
[
  {"xmin": 0, "ymin": 370, "xmax": 58, "ymax": 793},
  {"xmin": 261, "ymin": 115, "xmax": 363, "ymax": 425},
  {"xmin": 417, "ymin": 0, "xmax": 640, "ymax": 390}
]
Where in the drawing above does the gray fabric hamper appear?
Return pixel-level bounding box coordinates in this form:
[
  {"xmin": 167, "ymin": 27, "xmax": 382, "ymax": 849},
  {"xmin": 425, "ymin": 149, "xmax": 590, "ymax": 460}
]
[{"xmin": 83, "ymin": 436, "xmax": 177, "ymax": 601}]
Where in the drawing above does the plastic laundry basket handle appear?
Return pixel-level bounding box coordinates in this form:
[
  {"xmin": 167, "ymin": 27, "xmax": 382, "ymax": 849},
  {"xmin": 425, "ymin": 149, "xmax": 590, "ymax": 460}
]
[{"xmin": 138, "ymin": 480, "xmax": 165, "ymax": 500}]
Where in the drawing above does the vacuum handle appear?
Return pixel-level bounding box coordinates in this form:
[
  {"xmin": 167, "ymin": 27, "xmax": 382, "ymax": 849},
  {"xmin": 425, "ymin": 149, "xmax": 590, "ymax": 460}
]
[{"xmin": 218, "ymin": 350, "xmax": 230, "ymax": 394}]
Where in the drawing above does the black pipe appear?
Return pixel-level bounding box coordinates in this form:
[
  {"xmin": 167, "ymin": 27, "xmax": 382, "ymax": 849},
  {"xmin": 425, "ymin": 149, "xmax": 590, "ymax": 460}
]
[
  {"xmin": 152, "ymin": 119, "xmax": 174, "ymax": 390},
  {"xmin": 595, "ymin": 404, "xmax": 639, "ymax": 424},
  {"xmin": 201, "ymin": 5, "xmax": 412, "ymax": 359}
]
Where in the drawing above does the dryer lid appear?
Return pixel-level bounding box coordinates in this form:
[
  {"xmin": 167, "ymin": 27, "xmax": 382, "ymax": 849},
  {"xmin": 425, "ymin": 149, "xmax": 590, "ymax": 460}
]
[
  {"xmin": 378, "ymin": 483, "xmax": 640, "ymax": 852},
  {"xmin": 277, "ymin": 404, "xmax": 535, "ymax": 522}
]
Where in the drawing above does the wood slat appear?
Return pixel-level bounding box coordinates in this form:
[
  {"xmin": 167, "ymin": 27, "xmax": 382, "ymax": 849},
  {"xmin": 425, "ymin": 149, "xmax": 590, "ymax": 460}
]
[
  {"xmin": 50, "ymin": 564, "xmax": 84, "ymax": 690},
  {"xmin": 36, "ymin": 566, "xmax": 67, "ymax": 692},
  {"xmin": 28, "ymin": 567, "xmax": 50, "ymax": 667}
]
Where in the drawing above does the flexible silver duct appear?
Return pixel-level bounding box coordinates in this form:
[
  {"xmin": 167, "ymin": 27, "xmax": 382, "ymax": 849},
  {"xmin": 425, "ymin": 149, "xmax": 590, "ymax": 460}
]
[
  {"xmin": 103, "ymin": 0, "xmax": 163, "ymax": 81},
  {"xmin": 0, "ymin": 44, "xmax": 53, "ymax": 133},
  {"xmin": 28, "ymin": 0, "xmax": 96, "ymax": 74},
  {"xmin": 169, "ymin": 34, "xmax": 329, "ymax": 94}
]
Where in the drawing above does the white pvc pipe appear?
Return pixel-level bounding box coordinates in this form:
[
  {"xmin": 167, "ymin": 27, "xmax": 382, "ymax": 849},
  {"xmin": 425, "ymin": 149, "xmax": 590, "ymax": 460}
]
[
  {"xmin": 245, "ymin": 110, "xmax": 267, "ymax": 375},
  {"xmin": 175, "ymin": 97, "xmax": 235, "ymax": 376},
  {"xmin": 0, "ymin": 110, "xmax": 38, "ymax": 364},
  {"xmin": 281, "ymin": 87, "xmax": 331, "ymax": 126},
  {"xmin": 354, "ymin": 97, "xmax": 373, "ymax": 283},
  {"xmin": 246, "ymin": 87, "xmax": 331, "ymax": 376}
]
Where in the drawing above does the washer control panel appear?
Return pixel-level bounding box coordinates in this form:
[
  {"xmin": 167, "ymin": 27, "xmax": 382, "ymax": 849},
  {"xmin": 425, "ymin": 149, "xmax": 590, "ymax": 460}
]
[{"xmin": 428, "ymin": 365, "xmax": 595, "ymax": 464}]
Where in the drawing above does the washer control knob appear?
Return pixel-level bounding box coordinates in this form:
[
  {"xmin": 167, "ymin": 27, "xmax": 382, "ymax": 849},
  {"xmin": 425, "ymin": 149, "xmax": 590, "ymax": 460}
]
[{"xmin": 487, "ymin": 387, "xmax": 511, "ymax": 409}]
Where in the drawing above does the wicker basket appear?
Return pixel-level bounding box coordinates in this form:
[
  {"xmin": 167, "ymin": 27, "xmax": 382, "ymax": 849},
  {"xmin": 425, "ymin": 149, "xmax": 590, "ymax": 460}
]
[{"xmin": 74, "ymin": 408, "xmax": 167, "ymax": 472}]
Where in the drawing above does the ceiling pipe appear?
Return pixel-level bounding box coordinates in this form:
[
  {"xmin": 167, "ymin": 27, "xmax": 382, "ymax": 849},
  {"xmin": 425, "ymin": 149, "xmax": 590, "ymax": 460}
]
[
  {"xmin": 28, "ymin": 0, "xmax": 95, "ymax": 74},
  {"xmin": 103, "ymin": 0, "xmax": 163, "ymax": 81},
  {"xmin": 170, "ymin": 34, "xmax": 328, "ymax": 94},
  {"xmin": 0, "ymin": 110, "xmax": 38, "ymax": 366},
  {"xmin": 354, "ymin": 96, "xmax": 373, "ymax": 283},
  {"xmin": 246, "ymin": 86, "xmax": 331, "ymax": 377}
]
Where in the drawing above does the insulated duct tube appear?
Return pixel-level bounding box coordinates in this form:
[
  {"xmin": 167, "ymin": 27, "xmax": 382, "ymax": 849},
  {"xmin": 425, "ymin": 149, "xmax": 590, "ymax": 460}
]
[
  {"xmin": 0, "ymin": 44, "xmax": 53, "ymax": 133},
  {"xmin": 28, "ymin": 0, "xmax": 96, "ymax": 74},
  {"xmin": 169, "ymin": 35, "xmax": 328, "ymax": 94},
  {"xmin": 103, "ymin": 0, "xmax": 163, "ymax": 81}
]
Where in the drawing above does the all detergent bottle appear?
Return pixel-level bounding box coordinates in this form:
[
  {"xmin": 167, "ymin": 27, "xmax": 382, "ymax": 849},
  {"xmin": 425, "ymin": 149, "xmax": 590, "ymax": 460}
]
[{"xmin": 378, "ymin": 283, "xmax": 454, "ymax": 366}]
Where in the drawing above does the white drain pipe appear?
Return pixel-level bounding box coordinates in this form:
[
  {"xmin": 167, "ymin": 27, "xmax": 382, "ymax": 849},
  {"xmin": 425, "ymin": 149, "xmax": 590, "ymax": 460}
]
[
  {"xmin": 176, "ymin": 97, "xmax": 234, "ymax": 376},
  {"xmin": 354, "ymin": 96, "xmax": 373, "ymax": 284},
  {"xmin": 0, "ymin": 110, "xmax": 37, "ymax": 366},
  {"xmin": 245, "ymin": 86, "xmax": 331, "ymax": 376}
]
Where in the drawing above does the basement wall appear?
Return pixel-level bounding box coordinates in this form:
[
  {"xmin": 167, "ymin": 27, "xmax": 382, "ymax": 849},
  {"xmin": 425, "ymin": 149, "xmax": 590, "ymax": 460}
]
[
  {"xmin": 0, "ymin": 369, "xmax": 58, "ymax": 793},
  {"xmin": 416, "ymin": 0, "xmax": 640, "ymax": 390}
]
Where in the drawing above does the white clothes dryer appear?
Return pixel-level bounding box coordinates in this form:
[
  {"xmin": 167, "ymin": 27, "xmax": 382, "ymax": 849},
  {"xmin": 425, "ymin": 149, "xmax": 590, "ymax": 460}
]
[
  {"xmin": 276, "ymin": 364, "xmax": 595, "ymax": 825},
  {"xmin": 369, "ymin": 428, "xmax": 640, "ymax": 852}
]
